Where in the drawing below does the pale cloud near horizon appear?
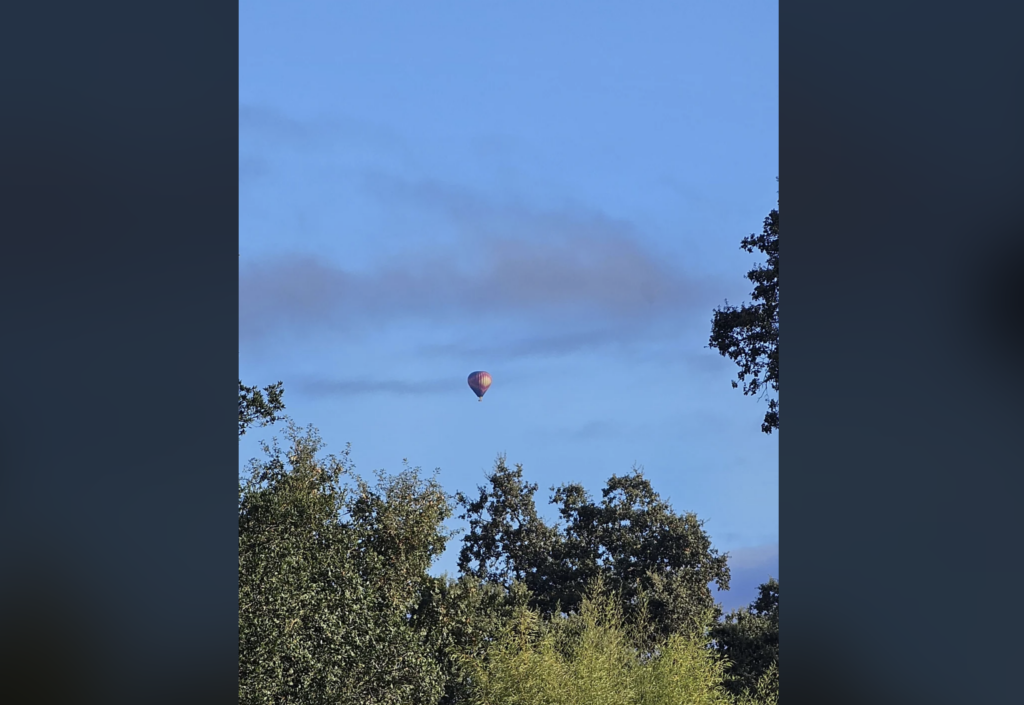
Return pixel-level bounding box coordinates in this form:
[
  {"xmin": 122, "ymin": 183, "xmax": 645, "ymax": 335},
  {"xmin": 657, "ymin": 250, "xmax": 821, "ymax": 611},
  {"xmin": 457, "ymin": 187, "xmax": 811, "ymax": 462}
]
[
  {"xmin": 726, "ymin": 542, "xmax": 779, "ymax": 569},
  {"xmin": 715, "ymin": 541, "xmax": 779, "ymax": 611}
]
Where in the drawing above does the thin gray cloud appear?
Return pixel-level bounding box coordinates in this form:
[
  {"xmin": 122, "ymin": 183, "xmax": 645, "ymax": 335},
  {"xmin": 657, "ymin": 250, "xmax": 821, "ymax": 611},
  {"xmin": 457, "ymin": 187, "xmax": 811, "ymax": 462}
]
[
  {"xmin": 240, "ymin": 183, "xmax": 723, "ymax": 349},
  {"xmin": 238, "ymin": 105, "xmax": 415, "ymax": 189},
  {"xmin": 239, "ymin": 155, "xmax": 270, "ymax": 183},
  {"xmin": 715, "ymin": 542, "xmax": 779, "ymax": 612},
  {"xmin": 420, "ymin": 327, "xmax": 653, "ymax": 363},
  {"xmin": 239, "ymin": 104, "xmax": 406, "ymax": 153},
  {"xmin": 239, "ymin": 105, "xmax": 313, "ymax": 147},
  {"xmin": 727, "ymin": 543, "xmax": 780, "ymax": 569},
  {"xmin": 295, "ymin": 377, "xmax": 455, "ymax": 398},
  {"xmin": 239, "ymin": 239, "xmax": 710, "ymax": 344},
  {"xmin": 362, "ymin": 172, "xmax": 646, "ymax": 246}
]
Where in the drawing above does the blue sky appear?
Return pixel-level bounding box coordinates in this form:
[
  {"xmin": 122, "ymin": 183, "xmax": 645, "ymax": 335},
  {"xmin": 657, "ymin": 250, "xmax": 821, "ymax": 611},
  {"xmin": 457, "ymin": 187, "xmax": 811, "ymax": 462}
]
[{"xmin": 239, "ymin": 1, "xmax": 778, "ymax": 611}]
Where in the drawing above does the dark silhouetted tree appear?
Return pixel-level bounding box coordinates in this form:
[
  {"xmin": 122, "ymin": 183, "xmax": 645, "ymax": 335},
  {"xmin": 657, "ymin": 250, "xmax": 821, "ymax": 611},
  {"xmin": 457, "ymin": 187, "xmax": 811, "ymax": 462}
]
[
  {"xmin": 551, "ymin": 469, "xmax": 731, "ymax": 640},
  {"xmin": 455, "ymin": 455, "xmax": 560, "ymax": 596},
  {"xmin": 239, "ymin": 380, "xmax": 286, "ymax": 437},
  {"xmin": 709, "ymin": 184, "xmax": 779, "ymax": 434},
  {"xmin": 712, "ymin": 576, "xmax": 779, "ymax": 701},
  {"xmin": 456, "ymin": 458, "xmax": 730, "ymax": 642}
]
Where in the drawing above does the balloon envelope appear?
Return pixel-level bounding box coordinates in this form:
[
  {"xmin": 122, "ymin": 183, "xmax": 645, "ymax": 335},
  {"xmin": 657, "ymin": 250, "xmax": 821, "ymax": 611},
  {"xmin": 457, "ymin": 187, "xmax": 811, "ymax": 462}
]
[{"xmin": 468, "ymin": 371, "xmax": 492, "ymax": 400}]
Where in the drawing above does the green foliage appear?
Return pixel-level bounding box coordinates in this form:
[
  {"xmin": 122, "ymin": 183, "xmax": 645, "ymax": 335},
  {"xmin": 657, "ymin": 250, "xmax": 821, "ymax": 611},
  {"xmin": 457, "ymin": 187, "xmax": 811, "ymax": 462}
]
[
  {"xmin": 712, "ymin": 577, "xmax": 779, "ymax": 701},
  {"xmin": 733, "ymin": 661, "xmax": 778, "ymax": 705},
  {"xmin": 237, "ymin": 421, "xmax": 776, "ymax": 704},
  {"xmin": 708, "ymin": 188, "xmax": 779, "ymax": 434},
  {"xmin": 462, "ymin": 582, "xmax": 733, "ymax": 705},
  {"xmin": 456, "ymin": 455, "xmax": 561, "ymax": 599},
  {"xmin": 412, "ymin": 575, "xmax": 533, "ymax": 704},
  {"xmin": 552, "ymin": 469, "xmax": 731, "ymax": 641},
  {"xmin": 238, "ymin": 421, "xmax": 454, "ymax": 704},
  {"xmin": 239, "ymin": 379, "xmax": 286, "ymax": 437},
  {"xmin": 457, "ymin": 457, "xmax": 730, "ymax": 642}
]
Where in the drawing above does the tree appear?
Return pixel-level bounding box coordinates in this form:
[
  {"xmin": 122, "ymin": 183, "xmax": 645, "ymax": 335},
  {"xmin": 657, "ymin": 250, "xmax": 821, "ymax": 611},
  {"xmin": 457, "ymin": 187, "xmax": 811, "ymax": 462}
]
[
  {"xmin": 238, "ymin": 421, "xmax": 454, "ymax": 704},
  {"xmin": 711, "ymin": 577, "xmax": 779, "ymax": 702},
  {"xmin": 551, "ymin": 469, "xmax": 731, "ymax": 640},
  {"xmin": 455, "ymin": 455, "xmax": 560, "ymax": 598},
  {"xmin": 411, "ymin": 575, "xmax": 532, "ymax": 704},
  {"xmin": 461, "ymin": 582, "xmax": 733, "ymax": 705},
  {"xmin": 456, "ymin": 457, "xmax": 731, "ymax": 642},
  {"xmin": 709, "ymin": 185, "xmax": 779, "ymax": 434},
  {"xmin": 239, "ymin": 379, "xmax": 286, "ymax": 437}
]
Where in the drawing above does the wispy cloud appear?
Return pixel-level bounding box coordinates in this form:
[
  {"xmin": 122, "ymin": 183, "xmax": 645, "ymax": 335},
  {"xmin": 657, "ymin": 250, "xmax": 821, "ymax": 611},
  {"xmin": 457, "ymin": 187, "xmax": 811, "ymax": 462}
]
[
  {"xmin": 715, "ymin": 542, "xmax": 779, "ymax": 612},
  {"xmin": 239, "ymin": 105, "xmax": 314, "ymax": 148},
  {"xmin": 239, "ymin": 155, "xmax": 270, "ymax": 183},
  {"xmin": 361, "ymin": 173, "xmax": 649, "ymax": 247},
  {"xmin": 294, "ymin": 377, "xmax": 455, "ymax": 398},
  {"xmin": 239, "ymin": 178, "xmax": 723, "ymax": 355},
  {"xmin": 420, "ymin": 327, "xmax": 655, "ymax": 363},
  {"xmin": 565, "ymin": 420, "xmax": 621, "ymax": 441},
  {"xmin": 726, "ymin": 543, "xmax": 779, "ymax": 569},
  {"xmin": 238, "ymin": 105, "xmax": 414, "ymax": 188},
  {"xmin": 239, "ymin": 104, "xmax": 406, "ymax": 154}
]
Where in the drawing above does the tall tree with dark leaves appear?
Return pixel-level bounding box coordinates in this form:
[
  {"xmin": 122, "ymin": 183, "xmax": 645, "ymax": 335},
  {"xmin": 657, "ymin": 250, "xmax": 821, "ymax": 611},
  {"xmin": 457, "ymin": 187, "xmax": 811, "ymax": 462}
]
[
  {"xmin": 455, "ymin": 455, "xmax": 560, "ymax": 597},
  {"xmin": 239, "ymin": 380, "xmax": 286, "ymax": 437},
  {"xmin": 551, "ymin": 469, "xmax": 731, "ymax": 641},
  {"xmin": 709, "ymin": 183, "xmax": 779, "ymax": 434},
  {"xmin": 456, "ymin": 458, "xmax": 730, "ymax": 642},
  {"xmin": 712, "ymin": 577, "xmax": 779, "ymax": 701}
]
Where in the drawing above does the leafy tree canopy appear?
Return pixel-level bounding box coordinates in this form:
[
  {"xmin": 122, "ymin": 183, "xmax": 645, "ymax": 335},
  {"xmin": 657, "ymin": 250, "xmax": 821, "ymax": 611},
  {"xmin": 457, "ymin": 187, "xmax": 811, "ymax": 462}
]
[
  {"xmin": 457, "ymin": 456, "xmax": 731, "ymax": 642},
  {"xmin": 238, "ymin": 421, "xmax": 454, "ymax": 705},
  {"xmin": 239, "ymin": 379, "xmax": 286, "ymax": 437},
  {"xmin": 709, "ymin": 184, "xmax": 779, "ymax": 434},
  {"xmin": 463, "ymin": 580, "xmax": 733, "ymax": 705},
  {"xmin": 712, "ymin": 576, "xmax": 779, "ymax": 700},
  {"xmin": 237, "ymin": 414, "xmax": 777, "ymax": 704}
]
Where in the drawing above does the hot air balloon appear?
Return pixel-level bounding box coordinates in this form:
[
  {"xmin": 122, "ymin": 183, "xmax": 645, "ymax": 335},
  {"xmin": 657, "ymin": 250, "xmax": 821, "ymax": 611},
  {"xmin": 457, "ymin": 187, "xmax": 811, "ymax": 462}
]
[{"xmin": 468, "ymin": 371, "xmax": 492, "ymax": 401}]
